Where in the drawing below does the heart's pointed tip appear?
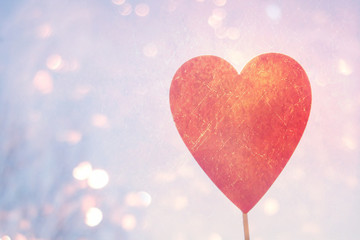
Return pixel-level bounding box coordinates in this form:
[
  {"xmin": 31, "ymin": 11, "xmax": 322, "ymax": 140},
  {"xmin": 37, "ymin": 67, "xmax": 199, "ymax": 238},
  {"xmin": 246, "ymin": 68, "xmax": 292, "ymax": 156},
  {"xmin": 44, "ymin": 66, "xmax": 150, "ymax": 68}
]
[
  {"xmin": 237, "ymin": 200, "xmax": 255, "ymax": 215},
  {"xmin": 241, "ymin": 209, "xmax": 250, "ymax": 214}
]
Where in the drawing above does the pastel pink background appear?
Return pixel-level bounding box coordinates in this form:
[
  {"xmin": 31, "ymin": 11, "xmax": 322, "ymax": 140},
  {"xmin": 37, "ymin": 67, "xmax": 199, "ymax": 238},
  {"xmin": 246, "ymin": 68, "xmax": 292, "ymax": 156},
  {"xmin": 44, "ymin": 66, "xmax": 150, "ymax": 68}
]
[{"xmin": 0, "ymin": 0, "xmax": 359, "ymax": 239}]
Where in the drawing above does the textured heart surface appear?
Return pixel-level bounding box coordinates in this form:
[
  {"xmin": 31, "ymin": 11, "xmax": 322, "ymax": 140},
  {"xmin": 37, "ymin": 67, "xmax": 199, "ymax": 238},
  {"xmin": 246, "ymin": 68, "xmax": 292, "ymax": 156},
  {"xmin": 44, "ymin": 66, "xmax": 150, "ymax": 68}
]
[{"xmin": 170, "ymin": 53, "xmax": 311, "ymax": 213}]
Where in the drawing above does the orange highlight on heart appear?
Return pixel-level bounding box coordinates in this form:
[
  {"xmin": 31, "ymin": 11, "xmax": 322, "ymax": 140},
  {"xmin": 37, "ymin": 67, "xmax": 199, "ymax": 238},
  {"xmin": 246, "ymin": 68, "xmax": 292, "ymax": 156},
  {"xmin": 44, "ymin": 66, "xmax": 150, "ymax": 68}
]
[{"xmin": 170, "ymin": 53, "xmax": 311, "ymax": 213}]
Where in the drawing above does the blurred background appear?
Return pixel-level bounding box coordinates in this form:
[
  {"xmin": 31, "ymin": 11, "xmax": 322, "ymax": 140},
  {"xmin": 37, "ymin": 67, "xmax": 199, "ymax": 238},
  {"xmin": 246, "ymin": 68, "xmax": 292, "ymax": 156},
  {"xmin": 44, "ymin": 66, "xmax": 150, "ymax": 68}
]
[{"xmin": 0, "ymin": 0, "xmax": 359, "ymax": 239}]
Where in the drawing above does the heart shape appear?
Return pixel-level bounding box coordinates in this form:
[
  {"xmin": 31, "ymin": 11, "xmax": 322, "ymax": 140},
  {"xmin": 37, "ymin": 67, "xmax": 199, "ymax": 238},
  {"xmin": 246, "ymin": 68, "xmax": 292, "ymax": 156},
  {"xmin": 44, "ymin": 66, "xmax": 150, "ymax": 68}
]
[{"xmin": 170, "ymin": 53, "xmax": 311, "ymax": 213}]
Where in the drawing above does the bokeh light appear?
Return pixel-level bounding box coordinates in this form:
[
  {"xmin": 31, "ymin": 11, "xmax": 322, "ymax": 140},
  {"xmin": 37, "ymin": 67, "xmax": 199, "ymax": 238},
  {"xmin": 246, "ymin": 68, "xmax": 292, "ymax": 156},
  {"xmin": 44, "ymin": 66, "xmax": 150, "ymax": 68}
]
[
  {"xmin": 208, "ymin": 8, "xmax": 226, "ymax": 29},
  {"xmin": 119, "ymin": 3, "xmax": 132, "ymax": 16},
  {"xmin": 125, "ymin": 191, "xmax": 152, "ymax": 207},
  {"xmin": 87, "ymin": 169, "xmax": 109, "ymax": 189},
  {"xmin": 91, "ymin": 114, "xmax": 109, "ymax": 128},
  {"xmin": 121, "ymin": 214, "xmax": 137, "ymax": 231},
  {"xmin": 208, "ymin": 16, "xmax": 222, "ymax": 29},
  {"xmin": 135, "ymin": 4, "xmax": 150, "ymax": 17},
  {"xmin": 85, "ymin": 208, "xmax": 103, "ymax": 227},
  {"xmin": 33, "ymin": 70, "xmax": 53, "ymax": 94},
  {"xmin": 209, "ymin": 233, "xmax": 222, "ymax": 240},
  {"xmin": 213, "ymin": 0, "xmax": 226, "ymax": 7},
  {"xmin": 112, "ymin": 0, "xmax": 125, "ymax": 5},
  {"xmin": 73, "ymin": 162, "xmax": 93, "ymax": 181},
  {"xmin": 46, "ymin": 54, "xmax": 63, "ymax": 71},
  {"xmin": 263, "ymin": 198, "xmax": 279, "ymax": 216},
  {"xmin": 338, "ymin": 59, "xmax": 353, "ymax": 76},
  {"xmin": 58, "ymin": 130, "xmax": 83, "ymax": 144},
  {"xmin": 212, "ymin": 8, "xmax": 226, "ymax": 20}
]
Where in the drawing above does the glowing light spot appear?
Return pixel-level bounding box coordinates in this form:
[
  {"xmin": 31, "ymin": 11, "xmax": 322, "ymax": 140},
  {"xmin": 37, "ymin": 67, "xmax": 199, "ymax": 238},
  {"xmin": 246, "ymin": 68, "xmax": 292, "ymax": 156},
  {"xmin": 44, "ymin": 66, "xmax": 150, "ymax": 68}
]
[
  {"xmin": 1, "ymin": 236, "xmax": 11, "ymax": 240},
  {"xmin": 174, "ymin": 195, "xmax": 188, "ymax": 210},
  {"xmin": 120, "ymin": 3, "xmax": 132, "ymax": 16},
  {"xmin": 46, "ymin": 54, "xmax": 63, "ymax": 71},
  {"xmin": 138, "ymin": 191, "xmax": 152, "ymax": 207},
  {"xmin": 125, "ymin": 191, "xmax": 152, "ymax": 207},
  {"xmin": 208, "ymin": 8, "xmax": 226, "ymax": 28},
  {"xmin": 59, "ymin": 130, "xmax": 82, "ymax": 144},
  {"xmin": 263, "ymin": 198, "xmax": 279, "ymax": 216},
  {"xmin": 226, "ymin": 50, "xmax": 246, "ymax": 71},
  {"xmin": 208, "ymin": 15, "xmax": 223, "ymax": 29},
  {"xmin": 91, "ymin": 114, "xmax": 109, "ymax": 128},
  {"xmin": 209, "ymin": 233, "xmax": 222, "ymax": 240},
  {"xmin": 121, "ymin": 214, "xmax": 137, "ymax": 231},
  {"xmin": 212, "ymin": 8, "xmax": 226, "ymax": 20},
  {"xmin": 135, "ymin": 3, "xmax": 150, "ymax": 17},
  {"xmin": 266, "ymin": 4, "xmax": 282, "ymax": 20},
  {"xmin": 213, "ymin": 0, "xmax": 226, "ymax": 7},
  {"xmin": 85, "ymin": 207, "xmax": 103, "ymax": 227},
  {"xmin": 33, "ymin": 70, "xmax": 53, "ymax": 94},
  {"xmin": 37, "ymin": 23, "xmax": 52, "ymax": 38},
  {"xmin": 143, "ymin": 43, "xmax": 158, "ymax": 57},
  {"xmin": 73, "ymin": 162, "xmax": 93, "ymax": 181},
  {"xmin": 196, "ymin": 0, "xmax": 205, "ymax": 2},
  {"xmin": 226, "ymin": 27, "xmax": 240, "ymax": 40},
  {"xmin": 88, "ymin": 169, "xmax": 109, "ymax": 189},
  {"xmin": 338, "ymin": 59, "xmax": 352, "ymax": 76},
  {"xmin": 112, "ymin": 0, "xmax": 125, "ymax": 5},
  {"xmin": 342, "ymin": 136, "xmax": 357, "ymax": 150}
]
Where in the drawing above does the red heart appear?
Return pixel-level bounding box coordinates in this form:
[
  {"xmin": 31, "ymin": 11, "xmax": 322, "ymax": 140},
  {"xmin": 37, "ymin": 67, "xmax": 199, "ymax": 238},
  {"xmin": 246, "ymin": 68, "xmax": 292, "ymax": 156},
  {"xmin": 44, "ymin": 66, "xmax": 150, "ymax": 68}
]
[{"xmin": 170, "ymin": 53, "xmax": 311, "ymax": 213}]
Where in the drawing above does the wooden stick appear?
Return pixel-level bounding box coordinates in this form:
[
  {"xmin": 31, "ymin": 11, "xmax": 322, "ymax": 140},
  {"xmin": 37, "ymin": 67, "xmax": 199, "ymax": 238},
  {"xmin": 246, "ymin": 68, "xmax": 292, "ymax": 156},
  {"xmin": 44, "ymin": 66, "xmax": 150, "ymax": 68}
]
[{"xmin": 243, "ymin": 213, "xmax": 250, "ymax": 240}]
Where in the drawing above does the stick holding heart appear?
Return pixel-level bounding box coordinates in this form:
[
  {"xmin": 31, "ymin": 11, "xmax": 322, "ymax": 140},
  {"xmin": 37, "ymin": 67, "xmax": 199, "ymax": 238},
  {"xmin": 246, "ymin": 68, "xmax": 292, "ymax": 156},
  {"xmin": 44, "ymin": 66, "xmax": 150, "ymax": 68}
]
[{"xmin": 169, "ymin": 53, "xmax": 311, "ymax": 239}]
